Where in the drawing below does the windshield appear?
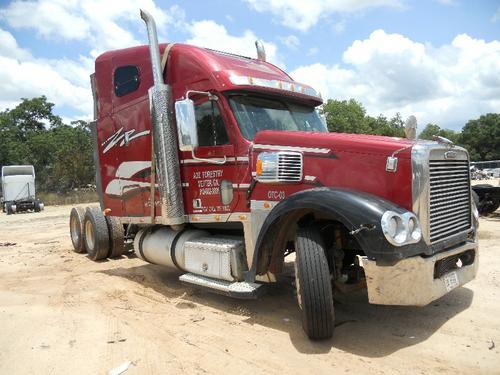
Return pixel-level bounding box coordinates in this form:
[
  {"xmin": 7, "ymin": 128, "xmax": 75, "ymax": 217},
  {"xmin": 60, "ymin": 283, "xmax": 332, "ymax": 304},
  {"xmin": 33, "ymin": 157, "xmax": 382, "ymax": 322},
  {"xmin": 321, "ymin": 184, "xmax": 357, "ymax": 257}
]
[{"xmin": 228, "ymin": 95, "xmax": 327, "ymax": 140}]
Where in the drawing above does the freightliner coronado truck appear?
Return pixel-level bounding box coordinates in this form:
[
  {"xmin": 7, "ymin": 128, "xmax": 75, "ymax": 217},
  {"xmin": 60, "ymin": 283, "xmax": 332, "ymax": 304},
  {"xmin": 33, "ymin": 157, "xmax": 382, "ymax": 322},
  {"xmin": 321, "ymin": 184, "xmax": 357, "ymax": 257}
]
[{"xmin": 69, "ymin": 10, "xmax": 479, "ymax": 339}]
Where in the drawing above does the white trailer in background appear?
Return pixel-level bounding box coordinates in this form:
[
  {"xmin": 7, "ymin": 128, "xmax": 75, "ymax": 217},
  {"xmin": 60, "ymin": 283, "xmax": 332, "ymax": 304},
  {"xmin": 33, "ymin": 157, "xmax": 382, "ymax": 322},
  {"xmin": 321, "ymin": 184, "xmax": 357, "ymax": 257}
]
[{"xmin": 1, "ymin": 165, "xmax": 44, "ymax": 215}]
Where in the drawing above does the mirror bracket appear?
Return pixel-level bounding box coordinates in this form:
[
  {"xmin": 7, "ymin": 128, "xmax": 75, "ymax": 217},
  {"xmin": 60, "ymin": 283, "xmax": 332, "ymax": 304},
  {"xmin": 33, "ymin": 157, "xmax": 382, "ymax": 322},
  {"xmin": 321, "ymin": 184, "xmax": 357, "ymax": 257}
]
[
  {"xmin": 191, "ymin": 150, "xmax": 227, "ymax": 165},
  {"xmin": 186, "ymin": 90, "xmax": 218, "ymax": 101}
]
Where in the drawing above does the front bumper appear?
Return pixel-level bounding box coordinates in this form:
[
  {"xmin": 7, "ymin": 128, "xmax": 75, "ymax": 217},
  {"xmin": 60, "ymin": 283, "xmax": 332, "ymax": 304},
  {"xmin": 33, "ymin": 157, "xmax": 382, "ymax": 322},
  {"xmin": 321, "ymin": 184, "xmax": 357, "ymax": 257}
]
[{"xmin": 357, "ymin": 240, "xmax": 479, "ymax": 306}]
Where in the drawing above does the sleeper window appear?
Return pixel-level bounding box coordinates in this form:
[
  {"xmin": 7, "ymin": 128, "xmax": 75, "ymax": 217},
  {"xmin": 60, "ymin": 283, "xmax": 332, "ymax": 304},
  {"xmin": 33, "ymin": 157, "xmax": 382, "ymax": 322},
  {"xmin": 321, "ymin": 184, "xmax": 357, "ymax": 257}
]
[{"xmin": 114, "ymin": 65, "xmax": 140, "ymax": 97}]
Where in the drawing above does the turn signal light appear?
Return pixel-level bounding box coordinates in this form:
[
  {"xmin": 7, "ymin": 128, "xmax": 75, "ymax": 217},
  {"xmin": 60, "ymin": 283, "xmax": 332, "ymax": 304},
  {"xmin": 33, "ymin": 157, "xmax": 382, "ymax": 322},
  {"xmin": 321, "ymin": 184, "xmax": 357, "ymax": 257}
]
[{"xmin": 256, "ymin": 159, "xmax": 263, "ymax": 176}]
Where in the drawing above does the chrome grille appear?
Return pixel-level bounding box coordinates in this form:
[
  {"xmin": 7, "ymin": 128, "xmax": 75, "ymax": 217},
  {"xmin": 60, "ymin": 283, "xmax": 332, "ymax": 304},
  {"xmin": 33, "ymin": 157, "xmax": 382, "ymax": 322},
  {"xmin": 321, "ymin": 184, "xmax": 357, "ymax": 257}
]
[
  {"xmin": 429, "ymin": 159, "xmax": 471, "ymax": 243},
  {"xmin": 256, "ymin": 151, "xmax": 303, "ymax": 183},
  {"xmin": 277, "ymin": 152, "xmax": 302, "ymax": 182}
]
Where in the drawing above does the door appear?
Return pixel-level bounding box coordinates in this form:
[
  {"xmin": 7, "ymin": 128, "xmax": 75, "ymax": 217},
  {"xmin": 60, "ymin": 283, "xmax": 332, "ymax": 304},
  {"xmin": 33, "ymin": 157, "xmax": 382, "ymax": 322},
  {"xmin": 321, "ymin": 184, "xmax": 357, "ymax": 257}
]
[{"xmin": 181, "ymin": 98, "xmax": 239, "ymax": 218}]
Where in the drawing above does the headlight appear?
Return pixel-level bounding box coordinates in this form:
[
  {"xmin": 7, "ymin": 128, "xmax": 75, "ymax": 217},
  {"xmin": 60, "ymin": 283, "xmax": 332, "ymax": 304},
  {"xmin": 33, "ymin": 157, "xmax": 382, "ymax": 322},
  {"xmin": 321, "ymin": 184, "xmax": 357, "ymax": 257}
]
[
  {"xmin": 381, "ymin": 211, "xmax": 422, "ymax": 246},
  {"xmin": 256, "ymin": 152, "xmax": 279, "ymax": 180}
]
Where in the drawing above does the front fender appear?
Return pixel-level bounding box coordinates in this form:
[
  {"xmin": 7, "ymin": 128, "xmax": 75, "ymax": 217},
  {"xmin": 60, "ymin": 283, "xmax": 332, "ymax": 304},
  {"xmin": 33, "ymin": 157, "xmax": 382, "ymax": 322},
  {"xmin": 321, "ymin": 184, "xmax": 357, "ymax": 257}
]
[{"xmin": 248, "ymin": 187, "xmax": 427, "ymax": 280}]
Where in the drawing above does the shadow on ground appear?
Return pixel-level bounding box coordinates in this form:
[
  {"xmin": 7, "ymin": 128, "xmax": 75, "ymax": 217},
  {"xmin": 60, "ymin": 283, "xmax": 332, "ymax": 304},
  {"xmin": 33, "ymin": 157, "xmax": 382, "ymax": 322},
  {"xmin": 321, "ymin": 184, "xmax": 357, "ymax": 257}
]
[{"xmin": 100, "ymin": 260, "xmax": 473, "ymax": 357}]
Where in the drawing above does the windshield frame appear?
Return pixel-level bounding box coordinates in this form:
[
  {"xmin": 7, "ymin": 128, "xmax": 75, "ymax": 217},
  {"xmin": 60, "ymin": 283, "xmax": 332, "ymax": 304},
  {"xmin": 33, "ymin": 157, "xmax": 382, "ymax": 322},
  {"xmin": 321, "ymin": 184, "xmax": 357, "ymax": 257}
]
[{"xmin": 226, "ymin": 92, "xmax": 327, "ymax": 141}]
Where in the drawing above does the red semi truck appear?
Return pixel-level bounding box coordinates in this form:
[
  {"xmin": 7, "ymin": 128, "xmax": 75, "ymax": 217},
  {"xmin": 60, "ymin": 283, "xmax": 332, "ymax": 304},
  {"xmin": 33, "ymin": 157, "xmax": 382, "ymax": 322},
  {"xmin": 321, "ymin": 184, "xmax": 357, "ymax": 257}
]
[{"xmin": 69, "ymin": 10, "xmax": 479, "ymax": 339}]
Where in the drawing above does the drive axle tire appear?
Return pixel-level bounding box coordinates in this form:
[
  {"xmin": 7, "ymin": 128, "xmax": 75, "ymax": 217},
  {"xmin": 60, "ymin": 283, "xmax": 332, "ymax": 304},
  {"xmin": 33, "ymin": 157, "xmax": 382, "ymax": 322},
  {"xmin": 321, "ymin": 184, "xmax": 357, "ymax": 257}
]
[
  {"xmin": 105, "ymin": 216, "xmax": 124, "ymax": 258},
  {"xmin": 70, "ymin": 207, "xmax": 86, "ymax": 253},
  {"xmin": 83, "ymin": 207, "xmax": 110, "ymax": 261},
  {"xmin": 295, "ymin": 226, "xmax": 335, "ymax": 340}
]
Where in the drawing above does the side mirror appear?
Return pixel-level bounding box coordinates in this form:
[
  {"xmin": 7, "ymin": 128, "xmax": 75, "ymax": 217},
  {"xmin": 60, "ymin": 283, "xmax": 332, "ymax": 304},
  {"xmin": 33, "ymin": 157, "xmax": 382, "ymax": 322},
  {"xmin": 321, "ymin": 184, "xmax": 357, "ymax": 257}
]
[{"xmin": 175, "ymin": 98, "xmax": 198, "ymax": 151}]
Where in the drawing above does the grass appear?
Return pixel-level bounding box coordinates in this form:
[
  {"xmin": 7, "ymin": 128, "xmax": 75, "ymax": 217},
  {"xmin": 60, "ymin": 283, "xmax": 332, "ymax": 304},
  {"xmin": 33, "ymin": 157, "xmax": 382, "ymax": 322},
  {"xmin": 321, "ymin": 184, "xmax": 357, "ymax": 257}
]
[{"xmin": 37, "ymin": 191, "xmax": 98, "ymax": 206}]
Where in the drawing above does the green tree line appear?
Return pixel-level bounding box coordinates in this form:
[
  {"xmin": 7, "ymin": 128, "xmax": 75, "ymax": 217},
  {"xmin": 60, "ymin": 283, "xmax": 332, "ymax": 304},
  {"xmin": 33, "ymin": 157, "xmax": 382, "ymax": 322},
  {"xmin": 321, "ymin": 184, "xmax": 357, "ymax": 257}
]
[
  {"xmin": 0, "ymin": 96, "xmax": 94, "ymax": 193},
  {"xmin": 323, "ymin": 98, "xmax": 499, "ymax": 161},
  {"xmin": 1, "ymin": 96, "xmax": 498, "ymax": 194}
]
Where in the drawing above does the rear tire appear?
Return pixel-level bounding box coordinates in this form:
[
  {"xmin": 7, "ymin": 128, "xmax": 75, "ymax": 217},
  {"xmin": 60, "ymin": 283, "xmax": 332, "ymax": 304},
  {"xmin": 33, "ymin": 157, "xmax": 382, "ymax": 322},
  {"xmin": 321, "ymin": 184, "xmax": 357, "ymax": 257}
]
[
  {"xmin": 105, "ymin": 216, "xmax": 124, "ymax": 258},
  {"xmin": 295, "ymin": 226, "xmax": 335, "ymax": 340},
  {"xmin": 83, "ymin": 207, "xmax": 110, "ymax": 261},
  {"xmin": 70, "ymin": 207, "xmax": 86, "ymax": 253}
]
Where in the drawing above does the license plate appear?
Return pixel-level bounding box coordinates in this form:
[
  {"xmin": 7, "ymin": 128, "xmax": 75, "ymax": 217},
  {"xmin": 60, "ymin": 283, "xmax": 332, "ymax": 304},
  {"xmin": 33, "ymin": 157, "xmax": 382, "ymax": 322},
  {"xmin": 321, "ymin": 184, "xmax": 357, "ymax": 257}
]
[{"xmin": 443, "ymin": 271, "xmax": 459, "ymax": 292}]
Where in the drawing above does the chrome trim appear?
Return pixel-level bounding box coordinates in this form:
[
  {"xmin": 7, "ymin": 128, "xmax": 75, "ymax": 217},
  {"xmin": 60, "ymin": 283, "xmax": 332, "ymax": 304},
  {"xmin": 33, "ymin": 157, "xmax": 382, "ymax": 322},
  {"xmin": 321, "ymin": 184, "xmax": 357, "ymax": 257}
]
[
  {"xmin": 255, "ymin": 40, "xmax": 266, "ymax": 61},
  {"xmin": 380, "ymin": 211, "xmax": 422, "ymax": 246},
  {"xmin": 255, "ymin": 151, "xmax": 303, "ymax": 183},
  {"xmin": 412, "ymin": 142, "xmax": 472, "ymax": 245}
]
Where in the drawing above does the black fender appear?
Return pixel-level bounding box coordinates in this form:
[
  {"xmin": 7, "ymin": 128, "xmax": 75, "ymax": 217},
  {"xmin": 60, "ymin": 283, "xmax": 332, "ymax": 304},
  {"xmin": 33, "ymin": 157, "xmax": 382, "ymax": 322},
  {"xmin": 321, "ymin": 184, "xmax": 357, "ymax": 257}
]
[{"xmin": 246, "ymin": 187, "xmax": 428, "ymax": 281}]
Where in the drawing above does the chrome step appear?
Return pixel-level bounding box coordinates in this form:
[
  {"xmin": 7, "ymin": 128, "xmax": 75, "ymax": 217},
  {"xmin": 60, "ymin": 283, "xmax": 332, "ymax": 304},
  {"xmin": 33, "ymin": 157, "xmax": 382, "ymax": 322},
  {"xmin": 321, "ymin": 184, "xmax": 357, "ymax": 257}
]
[{"xmin": 179, "ymin": 273, "xmax": 264, "ymax": 299}]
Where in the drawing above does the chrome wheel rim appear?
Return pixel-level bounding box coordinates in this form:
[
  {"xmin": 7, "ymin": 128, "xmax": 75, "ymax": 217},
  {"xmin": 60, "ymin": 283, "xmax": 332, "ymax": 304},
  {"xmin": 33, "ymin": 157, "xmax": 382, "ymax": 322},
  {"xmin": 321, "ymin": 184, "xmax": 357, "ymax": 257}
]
[{"xmin": 85, "ymin": 220, "xmax": 95, "ymax": 250}]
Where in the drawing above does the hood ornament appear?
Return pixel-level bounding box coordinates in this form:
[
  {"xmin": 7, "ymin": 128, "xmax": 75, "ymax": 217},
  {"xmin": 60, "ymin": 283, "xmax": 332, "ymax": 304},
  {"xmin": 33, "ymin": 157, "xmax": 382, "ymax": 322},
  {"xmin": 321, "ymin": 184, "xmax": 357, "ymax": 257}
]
[{"xmin": 432, "ymin": 135, "xmax": 455, "ymax": 148}]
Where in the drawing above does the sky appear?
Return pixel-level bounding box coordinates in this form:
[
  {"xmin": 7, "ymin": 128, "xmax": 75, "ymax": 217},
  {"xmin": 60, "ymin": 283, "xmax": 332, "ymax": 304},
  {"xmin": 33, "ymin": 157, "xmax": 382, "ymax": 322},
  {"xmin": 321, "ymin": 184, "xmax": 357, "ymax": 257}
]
[{"xmin": 0, "ymin": 0, "xmax": 499, "ymax": 131}]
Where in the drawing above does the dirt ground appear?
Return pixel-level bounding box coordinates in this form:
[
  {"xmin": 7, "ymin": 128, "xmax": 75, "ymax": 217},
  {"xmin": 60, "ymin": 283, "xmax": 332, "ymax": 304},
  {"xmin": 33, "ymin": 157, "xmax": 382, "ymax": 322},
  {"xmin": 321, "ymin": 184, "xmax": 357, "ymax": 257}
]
[{"xmin": 0, "ymin": 204, "xmax": 499, "ymax": 375}]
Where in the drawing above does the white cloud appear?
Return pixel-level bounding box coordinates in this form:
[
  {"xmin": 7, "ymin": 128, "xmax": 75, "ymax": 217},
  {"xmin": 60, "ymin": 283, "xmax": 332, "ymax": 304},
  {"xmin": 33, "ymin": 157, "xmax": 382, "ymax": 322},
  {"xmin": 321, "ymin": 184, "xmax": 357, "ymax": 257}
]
[
  {"xmin": 245, "ymin": 0, "xmax": 402, "ymax": 31},
  {"xmin": 279, "ymin": 35, "xmax": 300, "ymax": 50},
  {"xmin": 0, "ymin": 0, "xmax": 182, "ymax": 57},
  {"xmin": 186, "ymin": 20, "xmax": 283, "ymax": 67},
  {"xmin": 291, "ymin": 30, "xmax": 500, "ymax": 130},
  {"xmin": 0, "ymin": 0, "xmax": 188, "ymax": 118},
  {"xmin": 0, "ymin": 27, "xmax": 92, "ymax": 117},
  {"xmin": 307, "ymin": 47, "xmax": 319, "ymax": 56},
  {"xmin": 435, "ymin": 0, "xmax": 457, "ymax": 5},
  {"xmin": 493, "ymin": 7, "xmax": 500, "ymax": 22},
  {"xmin": 333, "ymin": 20, "xmax": 346, "ymax": 34}
]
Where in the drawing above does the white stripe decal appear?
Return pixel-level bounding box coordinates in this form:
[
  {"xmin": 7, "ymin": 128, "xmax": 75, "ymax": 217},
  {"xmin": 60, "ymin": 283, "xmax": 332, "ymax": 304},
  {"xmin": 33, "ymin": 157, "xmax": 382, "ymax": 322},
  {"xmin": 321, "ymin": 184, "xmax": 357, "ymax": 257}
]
[
  {"xmin": 253, "ymin": 144, "xmax": 330, "ymax": 154},
  {"xmin": 181, "ymin": 158, "xmax": 233, "ymax": 164}
]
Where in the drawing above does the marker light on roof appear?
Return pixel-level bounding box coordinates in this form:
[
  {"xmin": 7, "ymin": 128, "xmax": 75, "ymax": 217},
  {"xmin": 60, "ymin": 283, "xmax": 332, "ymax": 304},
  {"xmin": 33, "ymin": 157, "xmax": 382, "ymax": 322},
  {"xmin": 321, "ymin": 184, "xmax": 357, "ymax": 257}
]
[{"xmin": 229, "ymin": 75, "xmax": 321, "ymax": 99}]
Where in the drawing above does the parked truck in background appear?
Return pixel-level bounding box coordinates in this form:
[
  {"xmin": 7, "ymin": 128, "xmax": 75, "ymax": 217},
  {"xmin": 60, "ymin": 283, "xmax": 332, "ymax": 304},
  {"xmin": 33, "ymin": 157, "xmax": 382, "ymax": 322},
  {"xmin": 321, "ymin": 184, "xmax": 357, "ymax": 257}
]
[
  {"xmin": 1, "ymin": 165, "xmax": 44, "ymax": 215},
  {"xmin": 69, "ymin": 10, "xmax": 480, "ymax": 339}
]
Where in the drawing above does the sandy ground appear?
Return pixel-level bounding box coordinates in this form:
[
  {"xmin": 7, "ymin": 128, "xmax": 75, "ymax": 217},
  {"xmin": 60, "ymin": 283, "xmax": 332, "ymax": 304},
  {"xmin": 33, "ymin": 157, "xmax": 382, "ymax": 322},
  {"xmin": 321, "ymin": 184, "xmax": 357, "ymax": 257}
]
[{"xmin": 0, "ymin": 204, "xmax": 499, "ymax": 375}]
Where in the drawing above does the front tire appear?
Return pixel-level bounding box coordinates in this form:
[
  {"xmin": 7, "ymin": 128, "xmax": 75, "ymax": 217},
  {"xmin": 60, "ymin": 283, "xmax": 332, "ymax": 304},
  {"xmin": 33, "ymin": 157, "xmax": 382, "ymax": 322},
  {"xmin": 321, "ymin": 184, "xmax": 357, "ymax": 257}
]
[
  {"xmin": 6, "ymin": 202, "xmax": 12, "ymax": 215},
  {"xmin": 295, "ymin": 226, "xmax": 335, "ymax": 340},
  {"xmin": 83, "ymin": 207, "xmax": 110, "ymax": 261}
]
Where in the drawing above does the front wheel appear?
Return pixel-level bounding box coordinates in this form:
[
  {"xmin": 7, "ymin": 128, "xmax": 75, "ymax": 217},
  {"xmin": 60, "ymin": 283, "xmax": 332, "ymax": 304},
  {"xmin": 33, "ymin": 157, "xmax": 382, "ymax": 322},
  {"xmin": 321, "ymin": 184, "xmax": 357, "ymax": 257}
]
[{"xmin": 295, "ymin": 226, "xmax": 335, "ymax": 340}]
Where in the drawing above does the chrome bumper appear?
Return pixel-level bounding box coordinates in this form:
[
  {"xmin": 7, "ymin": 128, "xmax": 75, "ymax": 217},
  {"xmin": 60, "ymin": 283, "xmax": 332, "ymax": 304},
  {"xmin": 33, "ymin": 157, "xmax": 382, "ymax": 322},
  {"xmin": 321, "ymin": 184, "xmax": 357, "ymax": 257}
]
[{"xmin": 357, "ymin": 240, "xmax": 479, "ymax": 306}]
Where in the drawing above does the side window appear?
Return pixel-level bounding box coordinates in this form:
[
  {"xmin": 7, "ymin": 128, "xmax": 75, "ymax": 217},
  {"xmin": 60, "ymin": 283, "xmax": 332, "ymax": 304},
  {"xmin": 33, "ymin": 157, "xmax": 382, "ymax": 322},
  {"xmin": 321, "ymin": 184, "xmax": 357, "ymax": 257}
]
[
  {"xmin": 195, "ymin": 101, "xmax": 229, "ymax": 147},
  {"xmin": 114, "ymin": 65, "xmax": 140, "ymax": 97}
]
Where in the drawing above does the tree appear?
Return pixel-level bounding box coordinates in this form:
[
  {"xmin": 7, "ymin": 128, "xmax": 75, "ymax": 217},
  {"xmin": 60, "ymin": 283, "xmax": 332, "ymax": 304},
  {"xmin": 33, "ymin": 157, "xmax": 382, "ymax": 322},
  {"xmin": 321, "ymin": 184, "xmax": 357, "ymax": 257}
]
[
  {"xmin": 323, "ymin": 99, "xmax": 371, "ymax": 134},
  {"xmin": 0, "ymin": 97, "xmax": 95, "ymax": 193},
  {"xmin": 323, "ymin": 99, "xmax": 405, "ymax": 137},
  {"xmin": 459, "ymin": 113, "xmax": 500, "ymax": 161},
  {"xmin": 419, "ymin": 123, "xmax": 460, "ymax": 144}
]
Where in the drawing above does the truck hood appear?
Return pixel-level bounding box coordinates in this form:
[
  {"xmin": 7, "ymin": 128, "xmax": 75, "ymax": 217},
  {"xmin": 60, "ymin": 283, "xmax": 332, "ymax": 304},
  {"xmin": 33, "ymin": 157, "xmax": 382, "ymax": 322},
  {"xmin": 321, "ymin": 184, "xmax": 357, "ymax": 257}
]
[{"xmin": 253, "ymin": 130, "xmax": 414, "ymax": 158}]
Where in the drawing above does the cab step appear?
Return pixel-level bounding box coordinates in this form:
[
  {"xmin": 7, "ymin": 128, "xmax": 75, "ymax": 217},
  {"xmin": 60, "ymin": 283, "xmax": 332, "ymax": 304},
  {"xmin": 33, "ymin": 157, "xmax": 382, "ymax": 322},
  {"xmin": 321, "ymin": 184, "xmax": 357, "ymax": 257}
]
[{"xmin": 179, "ymin": 273, "xmax": 264, "ymax": 299}]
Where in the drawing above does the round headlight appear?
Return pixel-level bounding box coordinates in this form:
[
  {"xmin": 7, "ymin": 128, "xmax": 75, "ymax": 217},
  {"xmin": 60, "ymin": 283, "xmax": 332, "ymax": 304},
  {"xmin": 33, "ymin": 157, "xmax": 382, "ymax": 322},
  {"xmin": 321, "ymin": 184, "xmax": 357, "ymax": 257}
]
[
  {"xmin": 387, "ymin": 216, "xmax": 398, "ymax": 237},
  {"xmin": 408, "ymin": 216, "xmax": 422, "ymax": 242},
  {"xmin": 381, "ymin": 211, "xmax": 406, "ymax": 246}
]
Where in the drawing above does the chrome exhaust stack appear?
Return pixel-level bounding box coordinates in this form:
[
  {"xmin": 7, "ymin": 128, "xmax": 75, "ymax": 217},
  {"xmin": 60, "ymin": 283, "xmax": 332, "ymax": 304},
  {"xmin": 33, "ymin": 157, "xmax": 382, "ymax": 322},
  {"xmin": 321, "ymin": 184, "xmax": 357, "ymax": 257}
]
[
  {"xmin": 255, "ymin": 40, "xmax": 266, "ymax": 61},
  {"xmin": 140, "ymin": 9, "xmax": 185, "ymax": 228}
]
